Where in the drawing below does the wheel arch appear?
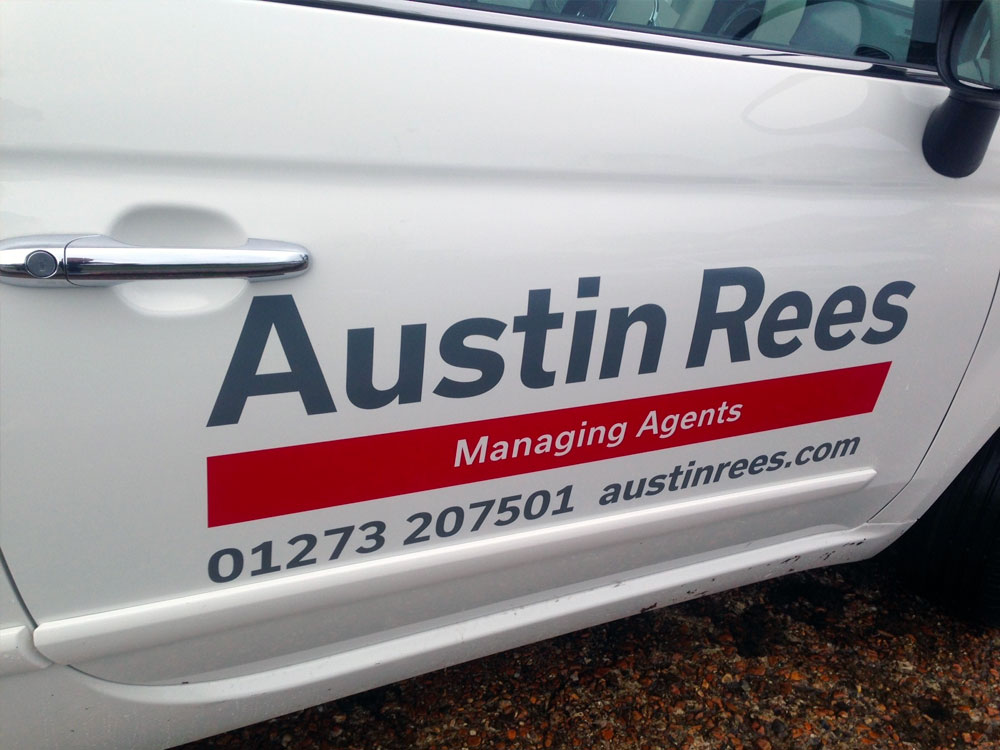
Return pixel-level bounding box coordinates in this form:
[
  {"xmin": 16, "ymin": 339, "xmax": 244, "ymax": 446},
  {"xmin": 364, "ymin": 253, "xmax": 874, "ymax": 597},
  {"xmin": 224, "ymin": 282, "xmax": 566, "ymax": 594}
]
[{"xmin": 872, "ymin": 269, "xmax": 1000, "ymax": 527}]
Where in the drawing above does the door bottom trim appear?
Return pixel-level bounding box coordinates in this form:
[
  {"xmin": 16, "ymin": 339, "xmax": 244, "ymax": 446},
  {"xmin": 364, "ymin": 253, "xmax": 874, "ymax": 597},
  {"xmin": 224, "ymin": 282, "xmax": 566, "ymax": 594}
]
[{"xmin": 34, "ymin": 468, "xmax": 876, "ymax": 665}]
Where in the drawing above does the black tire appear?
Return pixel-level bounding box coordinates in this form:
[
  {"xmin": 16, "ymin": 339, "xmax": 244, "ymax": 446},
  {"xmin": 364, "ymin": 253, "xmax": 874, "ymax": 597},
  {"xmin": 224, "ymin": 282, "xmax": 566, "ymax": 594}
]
[{"xmin": 898, "ymin": 433, "xmax": 1000, "ymax": 626}]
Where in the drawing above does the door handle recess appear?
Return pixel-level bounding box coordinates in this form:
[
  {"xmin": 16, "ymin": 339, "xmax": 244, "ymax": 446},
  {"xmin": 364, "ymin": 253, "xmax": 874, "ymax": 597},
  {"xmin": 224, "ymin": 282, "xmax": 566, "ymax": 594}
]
[{"xmin": 0, "ymin": 235, "xmax": 310, "ymax": 287}]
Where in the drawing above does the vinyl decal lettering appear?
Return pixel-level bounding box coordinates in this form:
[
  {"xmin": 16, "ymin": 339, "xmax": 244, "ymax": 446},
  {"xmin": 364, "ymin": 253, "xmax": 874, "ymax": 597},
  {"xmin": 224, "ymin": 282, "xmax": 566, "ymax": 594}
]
[
  {"xmin": 207, "ymin": 269, "xmax": 914, "ymax": 426},
  {"xmin": 206, "ymin": 435, "xmax": 862, "ymax": 581},
  {"xmin": 207, "ymin": 362, "xmax": 890, "ymax": 526}
]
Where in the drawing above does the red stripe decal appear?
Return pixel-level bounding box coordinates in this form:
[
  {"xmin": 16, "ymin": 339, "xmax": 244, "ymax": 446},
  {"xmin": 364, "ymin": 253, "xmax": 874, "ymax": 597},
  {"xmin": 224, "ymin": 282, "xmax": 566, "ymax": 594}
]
[{"xmin": 207, "ymin": 362, "xmax": 890, "ymax": 527}]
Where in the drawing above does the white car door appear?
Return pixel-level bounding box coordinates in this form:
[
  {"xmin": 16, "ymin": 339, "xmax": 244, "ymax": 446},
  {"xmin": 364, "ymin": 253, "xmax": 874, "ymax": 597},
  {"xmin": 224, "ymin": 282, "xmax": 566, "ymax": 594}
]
[{"xmin": 1, "ymin": 0, "xmax": 998, "ymax": 692}]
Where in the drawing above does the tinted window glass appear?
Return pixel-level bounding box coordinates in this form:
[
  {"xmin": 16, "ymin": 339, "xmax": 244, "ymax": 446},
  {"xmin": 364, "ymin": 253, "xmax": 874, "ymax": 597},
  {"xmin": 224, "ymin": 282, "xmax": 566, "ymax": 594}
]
[{"xmin": 955, "ymin": 0, "xmax": 999, "ymax": 86}]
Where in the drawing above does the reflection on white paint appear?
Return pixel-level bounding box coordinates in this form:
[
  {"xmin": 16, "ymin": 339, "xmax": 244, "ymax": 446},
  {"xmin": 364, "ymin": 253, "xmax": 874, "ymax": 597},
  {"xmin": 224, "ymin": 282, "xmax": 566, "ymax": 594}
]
[
  {"xmin": 744, "ymin": 74, "xmax": 870, "ymax": 131},
  {"xmin": 114, "ymin": 278, "xmax": 247, "ymax": 316}
]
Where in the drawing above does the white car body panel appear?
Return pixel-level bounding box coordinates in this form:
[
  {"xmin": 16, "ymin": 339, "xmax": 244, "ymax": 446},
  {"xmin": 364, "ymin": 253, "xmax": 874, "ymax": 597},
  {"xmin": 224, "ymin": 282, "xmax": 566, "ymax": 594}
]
[
  {"xmin": 2, "ymin": 521, "xmax": 908, "ymax": 750},
  {"xmin": 2, "ymin": 0, "xmax": 999, "ymax": 747}
]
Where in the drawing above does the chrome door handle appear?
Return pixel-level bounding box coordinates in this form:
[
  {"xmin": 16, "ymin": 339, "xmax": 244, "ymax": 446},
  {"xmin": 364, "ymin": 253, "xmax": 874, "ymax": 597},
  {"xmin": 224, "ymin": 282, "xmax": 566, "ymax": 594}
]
[{"xmin": 0, "ymin": 235, "xmax": 310, "ymax": 287}]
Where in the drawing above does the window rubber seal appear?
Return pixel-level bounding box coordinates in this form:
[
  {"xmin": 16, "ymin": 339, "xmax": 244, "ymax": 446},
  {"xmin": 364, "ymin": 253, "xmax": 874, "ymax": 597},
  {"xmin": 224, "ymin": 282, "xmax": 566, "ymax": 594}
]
[{"xmin": 259, "ymin": 0, "xmax": 945, "ymax": 86}]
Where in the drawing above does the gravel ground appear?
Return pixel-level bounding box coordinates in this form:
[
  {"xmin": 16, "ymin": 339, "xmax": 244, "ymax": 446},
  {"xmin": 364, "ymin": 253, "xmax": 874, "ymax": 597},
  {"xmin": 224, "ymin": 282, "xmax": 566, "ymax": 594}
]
[{"xmin": 180, "ymin": 552, "xmax": 1000, "ymax": 750}]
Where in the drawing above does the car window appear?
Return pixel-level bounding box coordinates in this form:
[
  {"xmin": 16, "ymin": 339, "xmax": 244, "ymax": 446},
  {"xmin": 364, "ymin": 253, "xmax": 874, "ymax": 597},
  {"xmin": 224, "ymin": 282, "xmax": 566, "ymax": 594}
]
[
  {"xmin": 414, "ymin": 0, "xmax": 942, "ymax": 67},
  {"xmin": 955, "ymin": 0, "xmax": 1000, "ymax": 85}
]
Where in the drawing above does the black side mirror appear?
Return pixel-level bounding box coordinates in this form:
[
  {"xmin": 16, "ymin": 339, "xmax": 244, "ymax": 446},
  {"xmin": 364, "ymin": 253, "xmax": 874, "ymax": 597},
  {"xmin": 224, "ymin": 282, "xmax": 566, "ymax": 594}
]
[{"xmin": 922, "ymin": 0, "xmax": 1000, "ymax": 177}]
